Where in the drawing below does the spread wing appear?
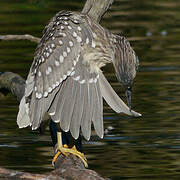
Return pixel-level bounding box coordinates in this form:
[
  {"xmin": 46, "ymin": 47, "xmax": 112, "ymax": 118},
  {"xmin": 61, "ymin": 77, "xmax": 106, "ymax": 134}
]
[
  {"xmin": 17, "ymin": 11, "xmax": 103, "ymax": 140},
  {"xmin": 17, "ymin": 11, "xmax": 141, "ymax": 140}
]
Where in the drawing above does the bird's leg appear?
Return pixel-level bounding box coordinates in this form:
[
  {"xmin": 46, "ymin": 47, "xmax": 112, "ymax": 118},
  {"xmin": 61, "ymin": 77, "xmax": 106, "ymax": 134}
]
[{"xmin": 52, "ymin": 124, "xmax": 88, "ymax": 167}]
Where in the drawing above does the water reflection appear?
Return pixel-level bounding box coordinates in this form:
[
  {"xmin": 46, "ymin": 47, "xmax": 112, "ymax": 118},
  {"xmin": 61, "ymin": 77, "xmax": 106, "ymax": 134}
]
[{"xmin": 1, "ymin": 0, "xmax": 180, "ymax": 179}]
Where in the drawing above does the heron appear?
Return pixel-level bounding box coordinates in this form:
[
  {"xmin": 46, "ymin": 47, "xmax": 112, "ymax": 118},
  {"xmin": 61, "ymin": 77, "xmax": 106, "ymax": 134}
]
[{"xmin": 17, "ymin": 10, "xmax": 141, "ymax": 167}]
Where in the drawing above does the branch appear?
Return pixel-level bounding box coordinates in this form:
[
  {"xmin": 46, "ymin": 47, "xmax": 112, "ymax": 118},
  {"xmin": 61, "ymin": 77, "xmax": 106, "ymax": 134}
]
[
  {"xmin": 0, "ymin": 34, "xmax": 40, "ymax": 43},
  {"xmin": 0, "ymin": 72, "xmax": 25, "ymax": 101},
  {"xmin": 0, "ymin": 155, "xmax": 107, "ymax": 180},
  {"xmin": 82, "ymin": 0, "xmax": 114, "ymax": 23}
]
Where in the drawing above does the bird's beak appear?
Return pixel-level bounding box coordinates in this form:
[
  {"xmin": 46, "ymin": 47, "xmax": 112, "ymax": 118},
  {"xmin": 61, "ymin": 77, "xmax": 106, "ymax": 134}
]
[{"xmin": 125, "ymin": 88, "xmax": 132, "ymax": 111}]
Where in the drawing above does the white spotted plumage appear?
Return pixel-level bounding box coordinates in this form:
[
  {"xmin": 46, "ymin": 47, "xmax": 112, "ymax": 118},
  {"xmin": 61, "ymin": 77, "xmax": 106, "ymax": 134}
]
[
  {"xmin": 71, "ymin": 71, "xmax": 75, "ymax": 76},
  {"xmin": 73, "ymin": 76, "xmax": 80, "ymax": 81},
  {"xmin": 59, "ymin": 40, "xmax": 63, "ymax": 45},
  {"xmin": 86, "ymin": 38, "xmax": 89, "ymax": 44},
  {"xmin": 76, "ymin": 36, "xmax": 82, "ymax": 43},
  {"xmin": 59, "ymin": 55, "xmax": 64, "ymax": 63},
  {"xmin": 55, "ymin": 60, "xmax": 60, "ymax": 66},
  {"xmin": 38, "ymin": 71, "xmax": 42, "ymax": 77},
  {"xmin": 63, "ymin": 51, "xmax": 67, "ymax": 57},
  {"xmin": 73, "ymin": 32, "xmax": 77, "ymax": 37},
  {"xmin": 69, "ymin": 41, "xmax": 73, "ymax": 47},
  {"xmin": 77, "ymin": 26, "xmax": 81, "ymax": 31},
  {"xmin": 79, "ymin": 79, "xmax": 85, "ymax": 84},
  {"xmin": 68, "ymin": 25, "xmax": 72, "ymax": 30}
]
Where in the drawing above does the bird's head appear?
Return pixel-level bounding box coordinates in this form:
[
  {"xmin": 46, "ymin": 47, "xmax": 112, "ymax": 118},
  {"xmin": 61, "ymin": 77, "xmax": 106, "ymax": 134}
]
[{"xmin": 112, "ymin": 35, "xmax": 139, "ymax": 110}]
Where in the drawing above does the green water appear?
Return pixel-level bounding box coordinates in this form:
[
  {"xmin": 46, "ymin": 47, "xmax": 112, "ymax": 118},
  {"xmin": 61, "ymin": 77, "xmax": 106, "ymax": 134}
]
[{"xmin": 1, "ymin": 0, "xmax": 180, "ymax": 179}]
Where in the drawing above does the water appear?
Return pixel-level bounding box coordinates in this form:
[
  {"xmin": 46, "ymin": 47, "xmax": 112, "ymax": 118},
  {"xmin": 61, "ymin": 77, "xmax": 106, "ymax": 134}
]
[{"xmin": 0, "ymin": 0, "xmax": 180, "ymax": 179}]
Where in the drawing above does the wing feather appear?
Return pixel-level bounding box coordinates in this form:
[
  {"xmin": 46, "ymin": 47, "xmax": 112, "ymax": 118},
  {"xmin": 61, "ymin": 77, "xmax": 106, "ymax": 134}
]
[
  {"xmin": 99, "ymin": 71, "xmax": 141, "ymax": 117},
  {"xmin": 69, "ymin": 82, "xmax": 85, "ymax": 139},
  {"xmin": 81, "ymin": 82, "xmax": 93, "ymax": 140},
  {"xmin": 92, "ymin": 79, "xmax": 103, "ymax": 138},
  {"xmin": 17, "ymin": 11, "xmax": 94, "ymax": 130}
]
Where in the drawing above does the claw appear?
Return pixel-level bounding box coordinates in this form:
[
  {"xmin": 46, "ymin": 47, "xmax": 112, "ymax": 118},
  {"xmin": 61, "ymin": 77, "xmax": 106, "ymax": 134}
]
[{"xmin": 52, "ymin": 132, "xmax": 88, "ymax": 167}]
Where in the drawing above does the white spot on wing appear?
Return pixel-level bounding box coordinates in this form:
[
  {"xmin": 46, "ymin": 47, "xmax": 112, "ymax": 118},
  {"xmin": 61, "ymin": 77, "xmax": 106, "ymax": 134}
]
[
  {"xmin": 77, "ymin": 26, "xmax": 81, "ymax": 31},
  {"xmin": 59, "ymin": 32, "xmax": 66, "ymax": 37},
  {"xmin": 59, "ymin": 40, "xmax": 63, "ymax": 45},
  {"xmin": 63, "ymin": 51, "xmax": 67, "ymax": 57},
  {"xmin": 88, "ymin": 78, "xmax": 94, "ymax": 83},
  {"xmin": 92, "ymin": 41, "xmax": 96, "ymax": 48},
  {"xmin": 68, "ymin": 26, "xmax": 72, "ymax": 30},
  {"xmin": 51, "ymin": 44, "xmax": 55, "ymax": 48},
  {"xmin": 48, "ymin": 87, "xmax": 52, "ymax": 93},
  {"xmin": 46, "ymin": 66, "xmax": 52, "ymax": 75},
  {"xmin": 60, "ymin": 26, "xmax": 65, "ymax": 30},
  {"xmin": 46, "ymin": 52, "xmax": 50, "ymax": 57},
  {"xmin": 46, "ymin": 69, "xmax": 49, "ymax": 75},
  {"xmin": 38, "ymin": 71, "xmax": 42, "ymax": 77},
  {"xmin": 55, "ymin": 81, "xmax": 60, "ymax": 87},
  {"xmin": 64, "ymin": 21, "xmax": 68, "ymax": 25},
  {"xmin": 79, "ymin": 79, "xmax": 85, "ymax": 84},
  {"xmin": 67, "ymin": 47, "xmax": 71, "ymax": 53},
  {"xmin": 73, "ymin": 32, "xmax": 77, "ymax": 37},
  {"xmin": 69, "ymin": 41, "xmax": 73, "ymax": 47},
  {"xmin": 36, "ymin": 92, "xmax": 42, "ymax": 99},
  {"xmin": 73, "ymin": 60, "xmax": 77, "ymax": 66},
  {"xmin": 49, "ymin": 48, "xmax": 53, "ymax": 53},
  {"xmin": 25, "ymin": 103, "xmax": 29, "ymax": 114},
  {"xmin": 52, "ymin": 84, "xmax": 56, "ymax": 89},
  {"xmin": 73, "ymin": 19, "xmax": 79, "ymax": 24},
  {"xmin": 48, "ymin": 66, "xmax": 52, "ymax": 73},
  {"xmin": 93, "ymin": 78, "xmax": 97, "ymax": 83},
  {"xmin": 35, "ymin": 92, "xmax": 38, "ymax": 98},
  {"xmin": 59, "ymin": 55, "xmax": 64, "ymax": 63},
  {"xmin": 44, "ymin": 91, "xmax": 48, "ymax": 97},
  {"xmin": 76, "ymin": 36, "xmax": 82, "ymax": 43},
  {"xmin": 86, "ymin": 38, "xmax": 89, "ymax": 44},
  {"xmin": 59, "ymin": 78, "xmax": 63, "ymax": 83},
  {"xmin": 73, "ymin": 76, "xmax": 80, "ymax": 81},
  {"xmin": 63, "ymin": 75, "xmax": 67, "ymax": 80},
  {"xmin": 55, "ymin": 60, "xmax": 60, "ymax": 66},
  {"xmin": 67, "ymin": 70, "xmax": 71, "ymax": 76},
  {"xmin": 38, "ymin": 93, "xmax": 42, "ymax": 99},
  {"xmin": 49, "ymin": 112, "xmax": 55, "ymax": 116},
  {"xmin": 39, "ymin": 58, "xmax": 42, "ymax": 63},
  {"xmin": 71, "ymin": 71, "xmax": 75, "ymax": 76},
  {"xmin": 41, "ymin": 56, "xmax": 45, "ymax": 62}
]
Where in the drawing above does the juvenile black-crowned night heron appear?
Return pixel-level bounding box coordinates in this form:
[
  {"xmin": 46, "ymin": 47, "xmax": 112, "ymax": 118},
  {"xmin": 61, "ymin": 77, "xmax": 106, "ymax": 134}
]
[{"xmin": 17, "ymin": 10, "xmax": 141, "ymax": 167}]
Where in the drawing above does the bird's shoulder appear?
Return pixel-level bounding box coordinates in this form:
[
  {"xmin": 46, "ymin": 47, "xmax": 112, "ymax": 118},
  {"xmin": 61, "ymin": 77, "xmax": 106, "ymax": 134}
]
[
  {"xmin": 30, "ymin": 11, "xmax": 94, "ymax": 76},
  {"xmin": 26, "ymin": 11, "xmax": 96, "ymax": 99}
]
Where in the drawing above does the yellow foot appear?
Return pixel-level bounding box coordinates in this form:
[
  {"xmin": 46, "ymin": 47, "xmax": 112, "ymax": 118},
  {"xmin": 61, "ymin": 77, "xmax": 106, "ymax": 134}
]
[{"xmin": 52, "ymin": 144, "xmax": 88, "ymax": 167}]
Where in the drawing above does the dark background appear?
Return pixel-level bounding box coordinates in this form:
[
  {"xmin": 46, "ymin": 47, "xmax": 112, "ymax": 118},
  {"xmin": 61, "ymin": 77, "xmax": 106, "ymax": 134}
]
[{"xmin": 0, "ymin": 0, "xmax": 180, "ymax": 179}]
